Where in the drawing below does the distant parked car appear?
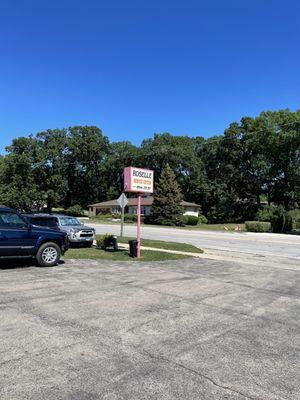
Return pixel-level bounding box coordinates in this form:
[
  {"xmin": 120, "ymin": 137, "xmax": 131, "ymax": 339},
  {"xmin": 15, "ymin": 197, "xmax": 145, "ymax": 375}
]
[
  {"xmin": 0, "ymin": 206, "xmax": 69, "ymax": 267},
  {"xmin": 24, "ymin": 214, "xmax": 96, "ymax": 247}
]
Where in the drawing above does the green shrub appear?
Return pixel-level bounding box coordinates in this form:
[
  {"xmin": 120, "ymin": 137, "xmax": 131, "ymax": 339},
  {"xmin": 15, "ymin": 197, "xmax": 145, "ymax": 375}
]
[
  {"xmin": 95, "ymin": 213, "xmax": 120, "ymax": 219},
  {"xmin": 289, "ymin": 209, "xmax": 300, "ymax": 229},
  {"xmin": 256, "ymin": 206, "xmax": 293, "ymax": 233},
  {"xmin": 95, "ymin": 213, "xmax": 113, "ymax": 219},
  {"xmin": 124, "ymin": 213, "xmax": 137, "ymax": 222},
  {"xmin": 181, "ymin": 215, "xmax": 189, "ymax": 225},
  {"xmin": 181, "ymin": 215, "xmax": 199, "ymax": 226},
  {"xmin": 144, "ymin": 215, "xmax": 151, "ymax": 224},
  {"xmin": 96, "ymin": 234, "xmax": 118, "ymax": 250},
  {"xmin": 245, "ymin": 221, "xmax": 272, "ymax": 232},
  {"xmin": 198, "ymin": 214, "xmax": 208, "ymax": 224},
  {"xmin": 187, "ymin": 215, "xmax": 199, "ymax": 225},
  {"xmin": 256, "ymin": 207, "xmax": 275, "ymax": 223},
  {"xmin": 65, "ymin": 204, "xmax": 84, "ymax": 217}
]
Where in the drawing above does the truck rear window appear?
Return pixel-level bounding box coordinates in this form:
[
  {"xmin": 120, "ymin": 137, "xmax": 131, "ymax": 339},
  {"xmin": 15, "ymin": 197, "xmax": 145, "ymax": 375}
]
[{"xmin": 31, "ymin": 218, "xmax": 58, "ymax": 228}]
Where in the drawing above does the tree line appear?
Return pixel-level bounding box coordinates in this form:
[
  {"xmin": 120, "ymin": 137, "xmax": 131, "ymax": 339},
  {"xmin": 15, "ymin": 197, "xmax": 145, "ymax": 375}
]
[{"xmin": 0, "ymin": 109, "xmax": 299, "ymax": 223}]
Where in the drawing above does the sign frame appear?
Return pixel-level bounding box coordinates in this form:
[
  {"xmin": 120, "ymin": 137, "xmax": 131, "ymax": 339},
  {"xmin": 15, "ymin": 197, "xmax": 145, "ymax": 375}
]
[{"xmin": 124, "ymin": 167, "xmax": 154, "ymax": 194}]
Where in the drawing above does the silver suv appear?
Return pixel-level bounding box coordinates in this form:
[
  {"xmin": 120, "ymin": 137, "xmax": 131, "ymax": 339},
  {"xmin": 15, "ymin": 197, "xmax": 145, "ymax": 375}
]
[
  {"xmin": 54, "ymin": 215, "xmax": 95, "ymax": 246},
  {"xmin": 24, "ymin": 214, "xmax": 96, "ymax": 247}
]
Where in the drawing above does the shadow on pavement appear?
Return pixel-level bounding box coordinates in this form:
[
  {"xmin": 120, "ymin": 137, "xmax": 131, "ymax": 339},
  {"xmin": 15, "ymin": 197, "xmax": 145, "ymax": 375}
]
[{"xmin": 0, "ymin": 259, "xmax": 65, "ymax": 270}]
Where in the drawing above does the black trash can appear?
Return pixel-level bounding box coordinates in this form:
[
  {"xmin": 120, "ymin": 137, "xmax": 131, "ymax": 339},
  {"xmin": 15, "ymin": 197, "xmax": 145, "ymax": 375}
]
[
  {"xmin": 129, "ymin": 240, "xmax": 138, "ymax": 258},
  {"xmin": 111, "ymin": 236, "xmax": 118, "ymax": 251}
]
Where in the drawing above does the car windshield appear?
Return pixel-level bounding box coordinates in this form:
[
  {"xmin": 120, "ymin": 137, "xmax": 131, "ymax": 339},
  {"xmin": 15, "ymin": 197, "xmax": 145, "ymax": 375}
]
[{"xmin": 59, "ymin": 217, "xmax": 81, "ymax": 226}]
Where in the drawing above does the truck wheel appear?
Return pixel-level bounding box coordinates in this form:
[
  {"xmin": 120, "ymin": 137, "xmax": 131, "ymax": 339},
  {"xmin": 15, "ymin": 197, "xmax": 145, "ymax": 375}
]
[{"xmin": 36, "ymin": 242, "xmax": 61, "ymax": 267}]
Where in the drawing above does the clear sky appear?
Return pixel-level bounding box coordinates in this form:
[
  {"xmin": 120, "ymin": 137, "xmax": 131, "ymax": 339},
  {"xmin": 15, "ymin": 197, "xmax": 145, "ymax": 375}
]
[{"xmin": 1, "ymin": 0, "xmax": 299, "ymax": 152}]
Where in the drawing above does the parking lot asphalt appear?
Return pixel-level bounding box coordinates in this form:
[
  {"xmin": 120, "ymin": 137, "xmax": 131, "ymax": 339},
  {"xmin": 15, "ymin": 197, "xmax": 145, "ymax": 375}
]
[{"xmin": 0, "ymin": 258, "xmax": 299, "ymax": 400}]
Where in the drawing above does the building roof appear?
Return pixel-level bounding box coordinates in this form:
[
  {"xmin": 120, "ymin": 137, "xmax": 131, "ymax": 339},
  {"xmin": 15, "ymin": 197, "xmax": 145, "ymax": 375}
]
[
  {"xmin": 181, "ymin": 200, "xmax": 201, "ymax": 207},
  {"xmin": 89, "ymin": 196, "xmax": 200, "ymax": 208}
]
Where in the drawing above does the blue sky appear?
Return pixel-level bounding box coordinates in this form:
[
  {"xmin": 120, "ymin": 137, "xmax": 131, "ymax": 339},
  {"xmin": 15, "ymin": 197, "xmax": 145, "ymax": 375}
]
[{"xmin": 0, "ymin": 0, "xmax": 299, "ymax": 152}]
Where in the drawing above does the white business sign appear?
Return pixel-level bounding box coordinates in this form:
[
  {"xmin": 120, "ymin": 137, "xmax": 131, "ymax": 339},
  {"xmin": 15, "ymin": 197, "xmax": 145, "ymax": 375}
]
[{"xmin": 124, "ymin": 167, "xmax": 154, "ymax": 193}]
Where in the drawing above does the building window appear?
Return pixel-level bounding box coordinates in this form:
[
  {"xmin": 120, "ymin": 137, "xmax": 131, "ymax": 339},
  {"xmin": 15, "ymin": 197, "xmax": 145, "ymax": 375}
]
[
  {"xmin": 141, "ymin": 206, "xmax": 147, "ymax": 215},
  {"xmin": 129, "ymin": 206, "xmax": 148, "ymax": 215}
]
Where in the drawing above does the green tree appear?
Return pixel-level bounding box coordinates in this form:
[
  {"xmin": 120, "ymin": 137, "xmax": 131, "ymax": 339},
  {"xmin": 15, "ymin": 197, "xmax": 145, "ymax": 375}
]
[
  {"xmin": 256, "ymin": 110, "xmax": 300, "ymax": 209},
  {"xmin": 64, "ymin": 126, "xmax": 110, "ymax": 207},
  {"xmin": 140, "ymin": 133, "xmax": 206, "ymax": 207},
  {"xmin": 195, "ymin": 109, "xmax": 300, "ymax": 222},
  {"xmin": 103, "ymin": 141, "xmax": 139, "ymax": 199},
  {"xmin": 36, "ymin": 129, "xmax": 69, "ymax": 211},
  {"xmin": 0, "ymin": 136, "xmax": 45, "ymax": 211},
  {"xmin": 0, "ymin": 108, "xmax": 299, "ymax": 220},
  {"xmin": 148, "ymin": 164, "xmax": 183, "ymax": 226}
]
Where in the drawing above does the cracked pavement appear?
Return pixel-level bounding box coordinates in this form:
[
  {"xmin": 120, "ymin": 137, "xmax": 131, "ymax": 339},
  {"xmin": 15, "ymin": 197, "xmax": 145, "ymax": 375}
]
[{"xmin": 0, "ymin": 257, "xmax": 299, "ymax": 399}]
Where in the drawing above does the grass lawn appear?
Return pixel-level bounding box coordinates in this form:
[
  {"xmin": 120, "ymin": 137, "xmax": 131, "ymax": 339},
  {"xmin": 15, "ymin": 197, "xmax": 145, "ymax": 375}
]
[
  {"xmin": 63, "ymin": 247, "xmax": 191, "ymax": 261},
  {"xmin": 184, "ymin": 223, "xmax": 245, "ymax": 231},
  {"xmin": 116, "ymin": 236, "xmax": 203, "ymax": 253}
]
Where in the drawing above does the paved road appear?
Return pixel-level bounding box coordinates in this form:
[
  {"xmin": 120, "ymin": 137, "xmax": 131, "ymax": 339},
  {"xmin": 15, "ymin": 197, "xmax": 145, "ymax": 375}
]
[
  {"xmin": 0, "ymin": 258, "xmax": 299, "ymax": 399},
  {"xmin": 90, "ymin": 223, "xmax": 300, "ymax": 261}
]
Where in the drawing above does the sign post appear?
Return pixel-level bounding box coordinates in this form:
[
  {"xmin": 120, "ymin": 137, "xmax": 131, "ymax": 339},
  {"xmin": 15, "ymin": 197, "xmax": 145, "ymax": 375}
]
[
  {"xmin": 137, "ymin": 194, "xmax": 142, "ymax": 257},
  {"xmin": 124, "ymin": 167, "xmax": 154, "ymax": 258},
  {"xmin": 117, "ymin": 193, "xmax": 128, "ymax": 238}
]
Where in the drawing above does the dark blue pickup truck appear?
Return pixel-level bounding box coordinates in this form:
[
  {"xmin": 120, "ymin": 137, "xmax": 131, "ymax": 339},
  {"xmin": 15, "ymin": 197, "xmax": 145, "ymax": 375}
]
[{"xmin": 0, "ymin": 205, "xmax": 69, "ymax": 267}]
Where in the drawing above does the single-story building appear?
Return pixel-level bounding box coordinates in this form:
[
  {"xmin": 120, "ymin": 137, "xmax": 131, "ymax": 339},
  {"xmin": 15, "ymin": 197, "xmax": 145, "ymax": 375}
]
[{"xmin": 89, "ymin": 196, "xmax": 200, "ymax": 217}]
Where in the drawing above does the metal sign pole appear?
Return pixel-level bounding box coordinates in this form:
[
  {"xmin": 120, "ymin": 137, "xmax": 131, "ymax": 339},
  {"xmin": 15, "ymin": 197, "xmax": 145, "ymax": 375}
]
[
  {"xmin": 117, "ymin": 193, "xmax": 128, "ymax": 238},
  {"xmin": 137, "ymin": 193, "xmax": 141, "ymax": 258}
]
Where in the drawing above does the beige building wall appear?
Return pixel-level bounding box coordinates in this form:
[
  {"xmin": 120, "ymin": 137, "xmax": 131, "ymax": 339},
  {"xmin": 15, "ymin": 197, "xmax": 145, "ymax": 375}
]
[{"xmin": 183, "ymin": 207, "xmax": 199, "ymax": 217}]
